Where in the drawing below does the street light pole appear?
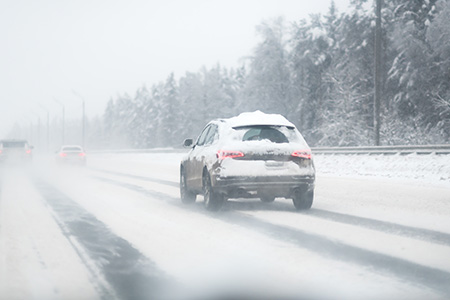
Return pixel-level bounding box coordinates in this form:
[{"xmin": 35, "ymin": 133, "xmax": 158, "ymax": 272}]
[
  {"xmin": 72, "ymin": 90, "xmax": 86, "ymax": 148},
  {"xmin": 39, "ymin": 104, "xmax": 50, "ymax": 152},
  {"xmin": 29, "ymin": 121, "xmax": 33, "ymax": 144},
  {"xmin": 31, "ymin": 112, "xmax": 41, "ymax": 151},
  {"xmin": 54, "ymin": 99, "xmax": 65, "ymax": 145},
  {"xmin": 38, "ymin": 117, "xmax": 41, "ymax": 151},
  {"xmin": 82, "ymin": 100, "xmax": 85, "ymax": 148}
]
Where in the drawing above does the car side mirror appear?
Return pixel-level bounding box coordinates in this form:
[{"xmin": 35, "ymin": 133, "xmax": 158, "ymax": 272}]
[{"xmin": 183, "ymin": 139, "xmax": 194, "ymax": 148}]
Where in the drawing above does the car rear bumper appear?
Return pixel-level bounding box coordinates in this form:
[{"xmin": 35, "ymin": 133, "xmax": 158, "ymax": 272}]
[{"xmin": 212, "ymin": 174, "xmax": 315, "ymax": 198}]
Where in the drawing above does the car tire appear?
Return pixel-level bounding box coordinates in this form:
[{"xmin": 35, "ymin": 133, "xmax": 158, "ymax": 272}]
[
  {"xmin": 203, "ymin": 172, "xmax": 224, "ymax": 211},
  {"xmin": 180, "ymin": 168, "xmax": 196, "ymax": 204},
  {"xmin": 292, "ymin": 189, "xmax": 313, "ymax": 210},
  {"xmin": 260, "ymin": 196, "xmax": 275, "ymax": 203}
]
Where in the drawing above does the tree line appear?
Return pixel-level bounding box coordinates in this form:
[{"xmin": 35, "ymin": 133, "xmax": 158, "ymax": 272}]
[{"xmin": 65, "ymin": 0, "xmax": 450, "ymax": 149}]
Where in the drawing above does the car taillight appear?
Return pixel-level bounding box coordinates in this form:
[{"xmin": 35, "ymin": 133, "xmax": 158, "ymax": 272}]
[
  {"xmin": 60, "ymin": 153, "xmax": 67, "ymax": 157},
  {"xmin": 79, "ymin": 153, "xmax": 86, "ymax": 157},
  {"xmin": 292, "ymin": 150, "xmax": 312, "ymax": 159},
  {"xmin": 26, "ymin": 150, "xmax": 32, "ymax": 154},
  {"xmin": 217, "ymin": 150, "xmax": 244, "ymax": 160}
]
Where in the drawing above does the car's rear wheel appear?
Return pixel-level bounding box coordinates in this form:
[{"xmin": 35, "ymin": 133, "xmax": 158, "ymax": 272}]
[
  {"xmin": 180, "ymin": 168, "xmax": 196, "ymax": 204},
  {"xmin": 292, "ymin": 189, "xmax": 313, "ymax": 210},
  {"xmin": 203, "ymin": 172, "xmax": 224, "ymax": 211}
]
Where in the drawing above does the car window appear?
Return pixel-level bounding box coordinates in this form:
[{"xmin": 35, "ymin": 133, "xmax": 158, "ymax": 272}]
[
  {"xmin": 196, "ymin": 125, "xmax": 212, "ymax": 146},
  {"xmin": 234, "ymin": 125, "xmax": 305, "ymax": 144},
  {"xmin": 242, "ymin": 127, "xmax": 288, "ymax": 143},
  {"xmin": 62, "ymin": 147, "xmax": 83, "ymax": 151},
  {"xmin": 238, "ymin": 126, "xmax": 288, "ymax": 143},
  {"xmin": 2, "ymin": 141, "xmax": 27, "ymax": 148},
  {"xmin": 204, "ymin": 124, "xmax": 218, "ymax": 146}
]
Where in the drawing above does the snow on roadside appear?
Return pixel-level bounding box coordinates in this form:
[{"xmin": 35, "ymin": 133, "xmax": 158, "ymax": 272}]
[
  {"xmin": 314, "ymin": 153, "xmax": 450, "ymax": 187},
  {"xmin": 89, "ymin": 151, "xmax": 450, "ymax": 188}
]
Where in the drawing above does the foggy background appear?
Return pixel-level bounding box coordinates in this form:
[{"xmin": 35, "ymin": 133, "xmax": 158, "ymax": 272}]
[
  {"xmin": 1, "ymin": 0, "xmax": 350, "ymax": 138},
  {"xmin": 2, "ymin": 0, "xmax": 449, "ymax": 150},
  {"xmin": 1, "ymin": 2, "xmax": 450, "ymax": 299}
]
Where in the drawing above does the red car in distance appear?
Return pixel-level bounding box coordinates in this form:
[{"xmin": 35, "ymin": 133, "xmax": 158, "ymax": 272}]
[{"xmin": 56, "ymin": 145, "xmax": 87, "ymax": 166}]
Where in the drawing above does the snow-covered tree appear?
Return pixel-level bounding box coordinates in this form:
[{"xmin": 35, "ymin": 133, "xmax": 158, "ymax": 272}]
[{"xmin": 243, "ymin": 18, "xmax": 292, "ymax": 115}]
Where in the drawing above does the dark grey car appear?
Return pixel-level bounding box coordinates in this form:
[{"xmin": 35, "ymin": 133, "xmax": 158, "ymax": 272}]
[{"xmin": 0, "ymin": 139, "xmax": 33, "ymax": 164}]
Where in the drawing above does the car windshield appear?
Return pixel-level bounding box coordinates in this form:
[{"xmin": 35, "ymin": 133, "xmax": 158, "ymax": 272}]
[{"xmin": 233, "ymin": 125, "xmax": 305, "ymax": 144}]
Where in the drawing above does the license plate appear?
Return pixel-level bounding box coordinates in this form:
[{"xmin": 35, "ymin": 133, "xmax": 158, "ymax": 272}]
[{"xmin": 265, "ymin": 161, "xmax": 284, "ymax": 168}]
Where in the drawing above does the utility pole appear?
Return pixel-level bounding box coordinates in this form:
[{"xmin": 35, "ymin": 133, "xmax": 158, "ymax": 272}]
[
  {"xmin": 82, "ymin": 100, "xmax": 85, "ymax": 149},
  {"xmin": 29, "ymin": 121, "xmax": 33, "ymax": 144},
  {"xmin": 39, "ymin": 104, "xmax": 50, "ymax": 152},
  {"xmin": 31, "ymin": 112, "xmax": 41, "ymax": 150},
  {"xmin": 54, "ymin": 99, "xmax": 65, "ymax": 145},
  {"xmin": 374, "ymin": 0, "xmax": 383, "ymax": 146},
  {"xmin": 72, "ymin": 90, "xmax": 86, "ymax": 149},
  {"xmin": 38, "ymin": 117, "xmax": 41, "ymax": 151}
]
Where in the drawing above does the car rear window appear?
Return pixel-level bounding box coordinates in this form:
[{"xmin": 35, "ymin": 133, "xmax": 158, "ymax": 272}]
[
  {"xmin": 62, "ymin": 147, "xmax": 83, "ymax": 151},
  {"xmin": 233, "ymin": 125, "xmax": 304, "ymax": 144},
  {"xmin": 1, "ymin": 141, "xmax": 27, "ymax": 148}
]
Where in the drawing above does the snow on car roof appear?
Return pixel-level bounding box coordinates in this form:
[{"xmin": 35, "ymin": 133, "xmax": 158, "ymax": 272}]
[{"xmin": 224, "ymin": 111, "xmax": 295, "ymax": 128}]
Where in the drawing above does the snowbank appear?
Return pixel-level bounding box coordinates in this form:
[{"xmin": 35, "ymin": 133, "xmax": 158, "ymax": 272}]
[
  {"xmin": 88, "ymin": 151, "xmax": 450, "ymax": 187},
  {"xmin": 314, "ymin": 153, "xmax": 450, "ymax": 186}
]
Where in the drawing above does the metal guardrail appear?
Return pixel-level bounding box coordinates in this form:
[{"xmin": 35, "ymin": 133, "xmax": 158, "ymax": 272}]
[
  {"xmin": 90, "ymin": 148, "xmax": 187, "ymax": 154},
  {"xmin": 311, "ymin": 145, "xmax": 450, "ymax": 155},
  {"xmin": 90, "ymin": 145, "xmax": 450, "ymax": 155}
]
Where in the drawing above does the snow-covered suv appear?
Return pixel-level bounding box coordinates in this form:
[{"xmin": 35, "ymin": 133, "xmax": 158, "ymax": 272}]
[{"xmin": 180, "ymin": 111, "xmax": 315, "ymax": 211}]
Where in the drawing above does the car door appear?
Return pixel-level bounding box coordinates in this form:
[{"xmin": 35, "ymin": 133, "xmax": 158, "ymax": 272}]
[
  {"xmin": 188, "ymin": 124, "xmax": 218, "ymax": 190},
  {"xmin": 185, "ymin": 124, "xmax": 213, "ymax": 190}
]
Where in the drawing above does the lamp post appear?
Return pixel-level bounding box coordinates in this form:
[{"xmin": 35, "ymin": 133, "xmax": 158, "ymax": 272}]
[
  {"xmin": 31, "ymin": 112, "xmax": 41, "ymax": 151},
  {"xmin": 38, "ymin": 104, "xmax": 50, "ymax": 152},
  {"xmin": 19, "ymin": 115, "xmax": 33, "ymax": 142},
  {"xmin": 54, "ymin": 98, "xmax": 65, "ymax": 145},
  {"xmin": 374, "ymin": 0, "xmax": 383, "ymax": 146},
  {"xmin": 72, "ymin": 90, "xmax": 86, "ymax": 148},
  {"xmin": 29, "ymin": 121, "xmax": 33, "ymax": 144}
]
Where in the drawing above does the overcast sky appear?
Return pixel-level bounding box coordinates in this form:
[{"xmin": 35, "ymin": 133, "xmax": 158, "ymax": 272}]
[{"xmin": 0, "ymin": 0, "xmax": 351, "ymax": 138}]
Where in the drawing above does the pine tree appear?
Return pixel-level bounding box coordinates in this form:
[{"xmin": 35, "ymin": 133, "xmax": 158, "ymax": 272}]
[{"xmin": 243, "ymin": 17, "xmax": 292, "ymax": 115}]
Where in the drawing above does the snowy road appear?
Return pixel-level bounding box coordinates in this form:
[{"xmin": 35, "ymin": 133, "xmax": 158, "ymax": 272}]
[{"xmin": 1, "ymin": 153, "xmax": 450, "ymax": 300}]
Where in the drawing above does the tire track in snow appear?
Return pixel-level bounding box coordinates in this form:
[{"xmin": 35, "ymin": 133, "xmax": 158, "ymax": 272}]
[
  {"xmin": 92, "ymin": 167, "xmax": 450, "ymax": 247},
  {"xmin": 306, "ymin": 208, "xmax": 450, "ymax": 247},
  {"xmin": 90, "ymin": 168, "xmax": 178, "ymax": 188},
  {"xmin": 94, "ymin": 175, "xmax": 450, "ymax": 298},
  {"xmin": 33, "ymin": 178, "xmax": 173, "ymax": 300}
]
